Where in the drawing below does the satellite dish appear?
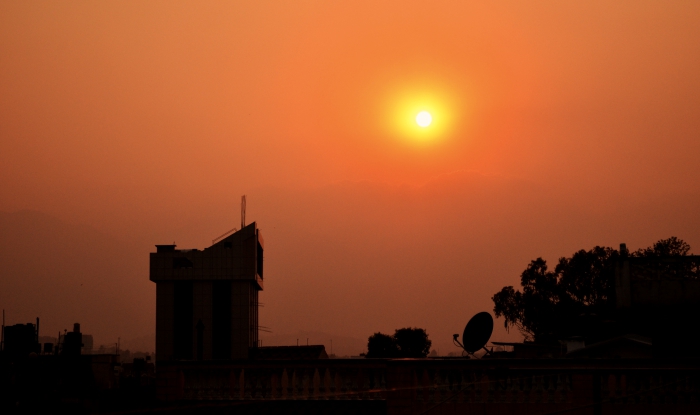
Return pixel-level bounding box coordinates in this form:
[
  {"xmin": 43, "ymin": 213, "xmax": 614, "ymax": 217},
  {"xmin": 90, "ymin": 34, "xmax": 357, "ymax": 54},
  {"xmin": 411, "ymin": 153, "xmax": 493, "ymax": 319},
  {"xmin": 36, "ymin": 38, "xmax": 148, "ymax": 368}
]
[
  {"xmin": 453, "ymin": 312, "xmax": 494, "ymax": 356},
  {"xmin": 462, "ymin": 312, "xmax": 493, "ymax": 353}
]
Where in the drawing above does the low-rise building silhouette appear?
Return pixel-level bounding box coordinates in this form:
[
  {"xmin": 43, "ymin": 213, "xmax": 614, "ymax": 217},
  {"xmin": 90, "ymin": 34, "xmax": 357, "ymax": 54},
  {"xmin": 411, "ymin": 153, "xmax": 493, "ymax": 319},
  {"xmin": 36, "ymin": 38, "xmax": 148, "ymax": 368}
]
[
  {"xmin": 3, "ymin": 321, "xmax": 38, "ymax": 357},
  {"xmin": 614, "ymin": 245, "xmax": 700, "ymax": 357}
]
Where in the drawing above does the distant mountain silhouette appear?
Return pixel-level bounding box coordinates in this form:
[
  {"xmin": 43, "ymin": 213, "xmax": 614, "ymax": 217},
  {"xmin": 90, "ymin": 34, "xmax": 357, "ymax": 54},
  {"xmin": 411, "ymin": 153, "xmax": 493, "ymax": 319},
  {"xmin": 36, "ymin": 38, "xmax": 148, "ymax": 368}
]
[{"xmin": 0, "ymin": 210, "xmax": 153, "ymax": 349}]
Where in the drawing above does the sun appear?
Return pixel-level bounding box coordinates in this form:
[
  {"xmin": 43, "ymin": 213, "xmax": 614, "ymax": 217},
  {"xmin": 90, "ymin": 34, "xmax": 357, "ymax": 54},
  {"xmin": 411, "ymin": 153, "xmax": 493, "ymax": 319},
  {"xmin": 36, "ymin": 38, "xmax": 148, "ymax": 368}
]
[
  {"xmin": 381, "ymin": 82, "xmax": 464, "ymax": 144},
  {"xmin": 416, "ymin": 111, "xmax": 432, "ymax": 128}
]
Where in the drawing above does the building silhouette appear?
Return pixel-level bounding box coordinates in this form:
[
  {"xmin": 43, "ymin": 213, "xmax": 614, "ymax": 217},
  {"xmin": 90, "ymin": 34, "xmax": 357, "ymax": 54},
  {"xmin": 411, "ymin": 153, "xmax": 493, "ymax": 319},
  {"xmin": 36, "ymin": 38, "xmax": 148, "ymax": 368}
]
[
  {"xmin": 2, "ymin": 321, "xmax": 38, "ymax": 357},
  {"xmin": 150, "ymin": 222, "xmax": 264, "ymax": 361},
  {"xmin": 614, "ymin": 246, "xmax": 700, "ymax": 357}
]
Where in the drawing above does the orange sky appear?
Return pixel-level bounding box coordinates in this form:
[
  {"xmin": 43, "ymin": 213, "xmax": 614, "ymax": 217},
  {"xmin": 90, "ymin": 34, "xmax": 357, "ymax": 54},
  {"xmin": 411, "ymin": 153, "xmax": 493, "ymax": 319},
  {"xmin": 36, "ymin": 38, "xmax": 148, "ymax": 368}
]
[{"xmin": 2, "ymin": 1, "xmax": 700, "ymax": 353}]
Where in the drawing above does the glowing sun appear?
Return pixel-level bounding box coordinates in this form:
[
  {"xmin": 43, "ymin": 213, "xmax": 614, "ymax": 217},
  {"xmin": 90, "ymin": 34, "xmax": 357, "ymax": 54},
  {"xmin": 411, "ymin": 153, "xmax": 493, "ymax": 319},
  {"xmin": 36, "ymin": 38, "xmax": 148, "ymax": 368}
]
[{"xmin": 415, "ymin": 111, "xmax": 432, "ymax": 127}]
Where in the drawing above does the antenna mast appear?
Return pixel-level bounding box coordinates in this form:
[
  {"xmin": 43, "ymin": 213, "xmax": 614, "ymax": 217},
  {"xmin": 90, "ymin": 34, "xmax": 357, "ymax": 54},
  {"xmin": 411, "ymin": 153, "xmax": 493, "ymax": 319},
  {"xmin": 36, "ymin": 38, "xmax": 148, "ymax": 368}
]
[{"xmin": 241, "ymin": 195, "xmax": 246, "ymax": 229}]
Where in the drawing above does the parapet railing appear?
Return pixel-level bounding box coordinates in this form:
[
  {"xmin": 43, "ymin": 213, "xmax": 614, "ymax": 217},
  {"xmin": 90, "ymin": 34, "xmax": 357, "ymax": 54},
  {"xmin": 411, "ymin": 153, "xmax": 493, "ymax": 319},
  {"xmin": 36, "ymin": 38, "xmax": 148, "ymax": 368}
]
[
  {"xmin": 398, "ymin": 362, "xmax": 699, "ymax": 406},
  {"xmin": 157, "ymin": 358, "xmax": 700, "ymax": 408},
  {"xmin": 159, "ymin": 360, "xmax": 387, "ymax": 401}
]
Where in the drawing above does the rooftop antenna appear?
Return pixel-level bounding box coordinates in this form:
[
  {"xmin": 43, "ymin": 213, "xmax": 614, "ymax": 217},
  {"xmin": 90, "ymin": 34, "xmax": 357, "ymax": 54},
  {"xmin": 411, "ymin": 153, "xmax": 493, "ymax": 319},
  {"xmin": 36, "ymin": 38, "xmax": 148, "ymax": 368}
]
[
  {"xmin": 211, "ymin": 195, "xmax": 245, "ymax": 245},
  {"xmin": 453, "ymin": 312, "xmax": 494, "ymax": 358},
  {"xmin": 241, "ymin": 195, "xmax": 246, "ymax": 229},
  {"xmin": 210, "ymin": 195, "xmax": 247, "ymax": 244}
]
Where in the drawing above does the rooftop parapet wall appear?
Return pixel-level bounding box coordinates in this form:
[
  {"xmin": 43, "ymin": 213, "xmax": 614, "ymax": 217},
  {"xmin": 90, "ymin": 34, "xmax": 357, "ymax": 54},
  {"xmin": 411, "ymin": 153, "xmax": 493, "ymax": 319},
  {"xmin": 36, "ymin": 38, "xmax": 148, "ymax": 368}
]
[{"xmin": 149, "ymin": 222, "xmax": 263, "ymax": 289}]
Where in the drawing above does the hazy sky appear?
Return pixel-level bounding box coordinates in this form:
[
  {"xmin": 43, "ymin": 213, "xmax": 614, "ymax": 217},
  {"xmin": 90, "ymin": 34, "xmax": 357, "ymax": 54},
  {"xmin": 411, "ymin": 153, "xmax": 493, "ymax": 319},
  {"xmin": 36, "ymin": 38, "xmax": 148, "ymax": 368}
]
[{"xmin": 2, "ymin": 1, "xmax": 700, "ymax": 352}]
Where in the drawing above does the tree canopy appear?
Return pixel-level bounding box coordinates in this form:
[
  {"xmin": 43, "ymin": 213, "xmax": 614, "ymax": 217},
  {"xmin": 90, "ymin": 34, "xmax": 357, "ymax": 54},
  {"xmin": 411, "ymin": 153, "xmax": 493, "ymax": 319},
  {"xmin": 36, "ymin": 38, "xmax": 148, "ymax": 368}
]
[
  {"xmin": 492, "ymin": 237, "xmax": 693, "ymax": 343},
  {"xmin": 366, "ymin": 332, "xmax": 397, "ymax": 358},
  {"xmin": 366, "ymin": 327, "xmax": 432, "ymax": 358}
]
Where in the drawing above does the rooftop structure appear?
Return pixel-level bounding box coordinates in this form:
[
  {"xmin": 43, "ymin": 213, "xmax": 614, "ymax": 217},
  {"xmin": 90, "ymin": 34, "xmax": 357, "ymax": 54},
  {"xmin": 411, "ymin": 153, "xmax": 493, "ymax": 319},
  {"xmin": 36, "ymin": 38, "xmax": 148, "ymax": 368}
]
[
  {"xmin": 614, "ymin": 247, "xmax": 700, "ymax": 357},
  {"xmin": 150, "ymin": 222, "xmax": 264, "ymax": 361}
]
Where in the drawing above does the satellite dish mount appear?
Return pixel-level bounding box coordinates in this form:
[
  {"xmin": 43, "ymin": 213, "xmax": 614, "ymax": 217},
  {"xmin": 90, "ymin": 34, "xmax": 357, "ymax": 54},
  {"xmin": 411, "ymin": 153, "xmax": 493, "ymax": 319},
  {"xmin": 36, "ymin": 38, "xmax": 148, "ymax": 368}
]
[{"xmin": 453, "ymin": 312, "xmax": 494, "ymax": 358}]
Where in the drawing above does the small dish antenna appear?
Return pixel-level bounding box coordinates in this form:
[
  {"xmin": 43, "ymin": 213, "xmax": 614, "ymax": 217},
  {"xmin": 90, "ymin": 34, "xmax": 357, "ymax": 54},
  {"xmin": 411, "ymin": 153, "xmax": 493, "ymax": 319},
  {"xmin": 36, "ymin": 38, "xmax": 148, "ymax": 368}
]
[{"xmin": 453, "ymin": 312, "xmax": 494, "ymax": 358}]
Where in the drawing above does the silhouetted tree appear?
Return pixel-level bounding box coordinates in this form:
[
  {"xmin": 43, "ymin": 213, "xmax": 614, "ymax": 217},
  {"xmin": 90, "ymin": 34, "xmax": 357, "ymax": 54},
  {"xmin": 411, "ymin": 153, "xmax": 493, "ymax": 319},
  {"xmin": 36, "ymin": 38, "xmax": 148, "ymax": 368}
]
[
  {"xmin": 631, "ymin": 236, "xmax": 699, "ymax": 279},
  {"xmin": 632, "ymin": 236, "xmax": 690, "ymax": 257},
  {"xmin": 492, "ymin": 237, "xmax": 692, "ymax": 343},
  {"xmin": 366, "ymin": 332, "xmax": 398, "ymax": 358},
  {"xmin": 366, "ymin": 328, "xmax": 432, "ymax": 358},
  {"xmin": 394, "ymin": 327, "xmax": 432, "ymax": 358}
]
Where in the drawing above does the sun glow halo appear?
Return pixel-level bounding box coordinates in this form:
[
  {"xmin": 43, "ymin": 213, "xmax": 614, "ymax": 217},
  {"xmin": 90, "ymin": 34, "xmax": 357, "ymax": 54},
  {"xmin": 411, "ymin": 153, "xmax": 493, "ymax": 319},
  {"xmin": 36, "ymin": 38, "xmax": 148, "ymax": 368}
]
[
  {"xmin": 382, "ymin": 82, "xmax": 463, "ymax": 145},
  {"xmin": 416, "ymin": 111, "xmax": 432, "ymax": 127}
]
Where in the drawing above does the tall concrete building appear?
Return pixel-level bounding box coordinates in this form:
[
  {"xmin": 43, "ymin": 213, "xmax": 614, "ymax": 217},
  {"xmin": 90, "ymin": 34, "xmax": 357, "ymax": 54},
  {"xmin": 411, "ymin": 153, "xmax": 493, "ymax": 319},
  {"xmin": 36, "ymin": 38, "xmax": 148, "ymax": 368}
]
[{"xmin": 150, "ymin": 223, "xmax": 264, "ymax": 360}]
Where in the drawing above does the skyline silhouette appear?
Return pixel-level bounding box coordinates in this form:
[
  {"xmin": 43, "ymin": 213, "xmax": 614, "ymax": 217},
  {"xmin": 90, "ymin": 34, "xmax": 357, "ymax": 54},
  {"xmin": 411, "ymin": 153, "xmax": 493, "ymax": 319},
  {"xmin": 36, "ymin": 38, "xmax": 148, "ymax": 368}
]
[{"xmin": 2, "ymin": 3, "xmax": 700, "ymax": 412}]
